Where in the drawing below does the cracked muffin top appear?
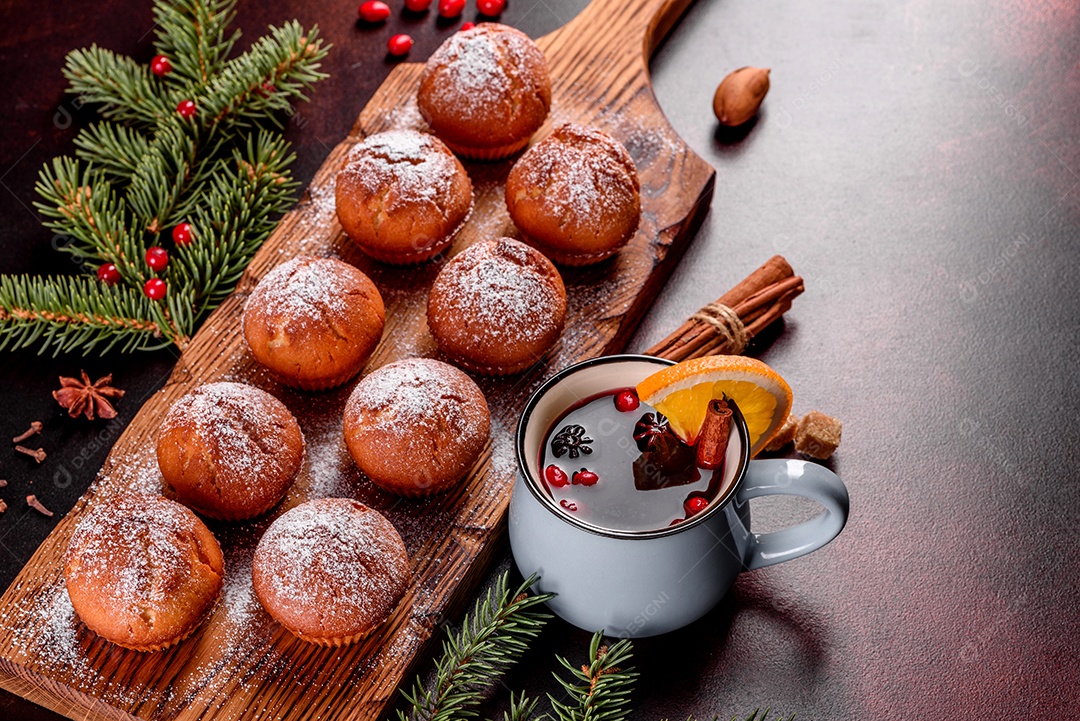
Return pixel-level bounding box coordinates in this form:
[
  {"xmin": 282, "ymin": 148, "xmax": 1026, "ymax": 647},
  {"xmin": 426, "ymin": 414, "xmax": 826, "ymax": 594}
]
[
  {"xmin": 343, "ymin": 357, "xmax": 490, "ymax": 497},
  {"xmin": 156, "ymin": 381, "xmax": 305, "ymax": 520},
  {"xmin": 242, "ymin": 256, "xmax": 385, "ymax": 390},
  {"xmin": 252, "ymin": 498, "xmax": 408, "ymax": 646},
  {"xmin": 64, "ymin": 493, "xmax": 224, "ymax": 651},
  {"xmin": 417, "ymin": 23, "xmax": 551, "ymax": 160},
  {"xmin": 336, "ymin": 130, "xmax": 473, "ymax": 265}
]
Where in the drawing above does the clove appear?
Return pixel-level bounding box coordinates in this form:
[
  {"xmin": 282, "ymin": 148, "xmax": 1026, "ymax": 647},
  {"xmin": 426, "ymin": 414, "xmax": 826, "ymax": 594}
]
[
  {"xmin": 26, "ymin": 495, "xmax": 53, "ymax": 517},
  {"xmin": 12, "ymin": 421, "xmax": 43, "ymax": 444},
  {"xmin": 15, "ymin": 445, "xmax": 47, "ymax": 463}
]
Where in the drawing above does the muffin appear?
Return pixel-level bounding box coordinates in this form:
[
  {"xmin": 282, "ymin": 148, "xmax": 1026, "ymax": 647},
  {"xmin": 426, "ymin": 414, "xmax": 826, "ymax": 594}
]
[
  {"xmin": 505, "ymin": 123, "xmax": 641, "ymax": 266},
  {"xmin": 156, "ymin": 382, "xmax": 305, "ymax": 521},
  {"xmin": 344, "ymin": 358, "xmax": 491, "ymax": 496},
  {"xmin": 243, "ymin": 257, "xmax": 385, "ymax": 390},
  {"xmin": 336, "ymin": 130, "xmax": 474, "ymax": 264},
  {"xmin": 417, "ymin": 23, "xmax": 551, "ymax": 160},
  {"xmin": 427, "ymin": 237, "xmax": 567, "ymax": 375},
  {"xmin": 64, "ymin": 494, "xmax": 225, "ymax": 652},
  {"xmin": 252, "ymin": 498, "xmax": 409, "ymax": 646}
]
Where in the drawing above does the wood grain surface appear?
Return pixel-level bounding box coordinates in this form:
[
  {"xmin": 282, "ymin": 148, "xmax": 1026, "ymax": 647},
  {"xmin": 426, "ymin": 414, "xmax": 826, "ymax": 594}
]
[{"xmin": 0, "ymin": 0, "xmax": 715, "ymax": 717}]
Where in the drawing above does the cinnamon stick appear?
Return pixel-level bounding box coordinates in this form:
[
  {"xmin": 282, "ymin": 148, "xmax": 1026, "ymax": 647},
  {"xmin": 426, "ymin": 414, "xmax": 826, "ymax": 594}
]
[
  {"xmin": 696, "ymin": 398, "xmax": 732, "ymax": 469},
  {"xmin": 645, "ymin": 255, "xmax": 803, "ymax": 361}
]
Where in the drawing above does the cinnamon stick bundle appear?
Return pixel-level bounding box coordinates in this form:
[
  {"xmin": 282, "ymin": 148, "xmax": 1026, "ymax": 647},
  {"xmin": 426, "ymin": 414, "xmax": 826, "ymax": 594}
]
[{"xmin": 645, "ymin": 255, "xmax": 803, "ymax": 361}]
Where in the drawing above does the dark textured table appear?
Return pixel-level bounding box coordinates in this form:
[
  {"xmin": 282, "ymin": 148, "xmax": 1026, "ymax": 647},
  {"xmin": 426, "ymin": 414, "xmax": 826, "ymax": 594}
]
[{"xmin": 2, "ymin": 0, "xmax": 1078, "ymax": 718}]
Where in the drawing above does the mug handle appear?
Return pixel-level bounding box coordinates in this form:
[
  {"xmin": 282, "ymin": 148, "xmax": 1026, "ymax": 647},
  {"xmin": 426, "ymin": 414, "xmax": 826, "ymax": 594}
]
[{"xmin": 738, "ymin": 458, "xmax": 850, "ymax": 571}]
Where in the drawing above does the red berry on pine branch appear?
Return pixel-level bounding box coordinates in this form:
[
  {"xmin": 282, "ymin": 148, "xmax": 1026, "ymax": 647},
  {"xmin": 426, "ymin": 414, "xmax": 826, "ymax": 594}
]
[
  {"xmin": 358, "ymin": 0, "xmax": 391, "ymax": 21},
  {"xmin": 96, "ymin": 263, "xmax": 121, "ymax": 286},
  {"xmin": 145, "ymin": 246, "xmax": 169, "ymax": 271},
  {"xmin": 438, "ymin": 0, "xmax": 465, "ymax": 17},
  {"xmin": 143, "ymin": 278, "xmax": 167, "ymax": 300},
  {"xmin": 176, "ymin": 100, "xmax": 197, "ymax": 118},
  {"xmin": 477, "ymin": 0, "xmax": 505, "ymax": 16},
  {"xmin": 150, "ymin": 55, "xmax": 173, "ymax": 77},
  {"xmin": 460, "ymin": 21, "xmax": 476, "ymax": 30},
  {"xmin": 387, "ymin": 34, "xmax": 414, "ymax": 56},
  {"xmin": 172, "ymin": 222, "xmax": 193, "ymax": 245},
  {"xmin": 404, "ymin": 0, "xmax": 432, "ymax": 11}
]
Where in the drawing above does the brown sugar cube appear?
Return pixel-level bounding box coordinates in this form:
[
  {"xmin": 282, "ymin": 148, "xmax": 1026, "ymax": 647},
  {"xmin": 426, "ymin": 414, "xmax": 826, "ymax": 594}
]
[
  {"xmin": 764, "ymin": 413, "xmax": 799, "ymax": 452},
  {"xmin": 795, "ymin": 411, "xmax": 842, "ymax": 459}
]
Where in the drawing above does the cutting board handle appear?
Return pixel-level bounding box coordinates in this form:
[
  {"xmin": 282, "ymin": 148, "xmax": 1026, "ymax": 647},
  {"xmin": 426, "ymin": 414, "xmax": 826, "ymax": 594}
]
[{"xmin": 541, "ymin": 0, "xmax": 701, "ymax": 65}]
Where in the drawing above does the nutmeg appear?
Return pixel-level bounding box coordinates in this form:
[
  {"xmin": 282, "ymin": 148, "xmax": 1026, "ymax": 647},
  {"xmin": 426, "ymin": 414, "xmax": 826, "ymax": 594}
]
[{"xmin": 713, "ymin": 67, "xmax": 770, "ymax": 127}]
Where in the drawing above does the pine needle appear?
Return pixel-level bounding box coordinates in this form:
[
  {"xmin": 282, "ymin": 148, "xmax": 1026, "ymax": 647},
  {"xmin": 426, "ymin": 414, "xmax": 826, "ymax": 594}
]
[{"xmin": 1, "ymin": 0, "xmax": 329, "ymax": 356}]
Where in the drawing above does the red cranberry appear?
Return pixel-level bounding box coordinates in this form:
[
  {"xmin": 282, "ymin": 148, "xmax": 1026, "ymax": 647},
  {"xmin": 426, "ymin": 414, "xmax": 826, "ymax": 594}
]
[
  {"xmin": 387, "ymin": 34, "xmax": 413, "ymax": 56},
  {"xmin": 684, "ymin": 495, "xmax": 709, "ymax": 516},
  {"xmin": 176, "ymin": 99, "xmax": 196, "ymax": 118},
  {"xmin": 559, "ymin": 499, "xmax": 578, "ymax": 512},
  {"xmin": 172, "ymin": 222, "xmax": 193, "ymax": 245},
  {"xmin": 613, "ymin": 389, "xmax": 640, "ymax": 413},
  {"xmin": 143, "ymin": 278, "xmax": 167, "ymax": 300},
  {"xmin": 460, "ymin": 21, "xmax": 476, "ymax": 30},
  {"xmin": 572, "ymin": 469, "xmax": 599, "ymax": 486},
  {"xmin": 438, "ymin": 0, "xmax": 465, "ymax": 17},
  {"xmin": 669, "ymin": 518, "xmax": 684, "ymax": 526},
  {"xmin": 96, "ymin": 263, "xmax": 121, "ymax": 286},
  {"xmin": 544, "ymin": 464, "xmax": 569, "ymax": 488},
  {"xmin": 150, "ymin": 55, "xmax": 172, "ymax": 77},
  {"xmin": 477, "ymin": 0, "xmax": 505, "ymax": 15},
  {"xmin": 405, "ymin": 0, "xmax": 432, "ymax": 10},
  {"xmin": 358, "ymin": 0, "xmax": 391, "ymax": 21},
  {"xmin": 145, "ymin": 246, "xmax": 169, "ymax": 271}
]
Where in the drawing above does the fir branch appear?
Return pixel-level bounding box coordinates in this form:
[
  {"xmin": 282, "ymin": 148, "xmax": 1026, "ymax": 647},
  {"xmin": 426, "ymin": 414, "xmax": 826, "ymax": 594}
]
[
  {"xmin": 33, "ymin": 157, "xmax": 146, "ymax": 283},
  {"xmin": 0, "ymin": 275, "xmax": 177, "ymax": 355},
  {"xmin": 498, "ymin": 692, "xmax": 543, "ymax": 721},
  {"xmin": 153, "ymin": 0, "xmax": 239, "ymax": 88},
  {"xmin": 549, "ymin": 633, "xmax": 637, "ymax": 721},
  {"xmin": 124, "ymin": 121, "xmax": 201, "ymax": 233},
  {"xmin": 199, "ymin": 21, "xmax": 329, "ymax": 129},
  {"xmin": 73, "ymin": 123, "xmax": 152, "ymax": 182},
  {"xmin": 63, "ymin": 45, "xmax": 173, "ymax": 126},
  {"xmin": 397, "ymin": 572, "xmax": 554, "ymax": 721},
  {"xmin": 171, "ymin": 131, "xmax": 297, "ymax": 315}
]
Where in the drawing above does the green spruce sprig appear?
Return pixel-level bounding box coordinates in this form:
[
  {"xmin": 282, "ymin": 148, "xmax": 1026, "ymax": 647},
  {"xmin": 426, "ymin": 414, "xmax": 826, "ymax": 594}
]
[
  {"xmin": 549, "ymin": 632, "xmax": 637, "ymax": 721},
  {"xmin": 0, "ymin": 0, "xmax": 328, "ymax": 355},
  {"xmin": 398, "ymin": 573, "xmax": 555, "ymax": 721}
]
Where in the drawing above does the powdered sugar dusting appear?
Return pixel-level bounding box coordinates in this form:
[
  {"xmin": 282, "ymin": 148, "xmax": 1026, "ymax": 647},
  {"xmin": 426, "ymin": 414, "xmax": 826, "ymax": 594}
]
[
  {"xmin": 339, "ymin": 130, "xmax": 460, "ymax": 213},
  {"xmin": 430, "ymin": 238, "xmax": 565, "ymax": 345},
  {"xmin": 421, "ymin": 25, "xmax": 547, "ymax": 125},
  {"xmin": 511, "ymin": 124, "xmax": 639, "ymax": 223},
  {"xmin": 253, "ymin": 499, "xmax": 407, "ymax": 633},
  {"xmin": 245, "ymin": 257, "xmax": 352, "ymax": 330},
  {"xmin": 65, "ymin": 494, "xmax": 212, "ymax": 612},
  {"xmin": 346, "ymin": 358, "xmax": 485, "ymax": 445}
]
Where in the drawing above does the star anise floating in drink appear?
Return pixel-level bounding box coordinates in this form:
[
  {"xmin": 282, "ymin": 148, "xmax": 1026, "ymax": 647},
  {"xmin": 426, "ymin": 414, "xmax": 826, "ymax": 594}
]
[
  {"xmin": 52, "ymin": 371, "xmax": 125, "ymax": 421},
  {"xmin": 551, "ymin": 424, "xmax": 593, "ymax": 459}
]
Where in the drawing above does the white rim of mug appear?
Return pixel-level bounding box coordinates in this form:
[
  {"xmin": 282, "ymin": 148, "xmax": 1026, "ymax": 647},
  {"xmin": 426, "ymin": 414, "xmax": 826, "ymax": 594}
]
[{"xmin": 515, "ymin": 354, "xmax": 751, "ymax": 540}]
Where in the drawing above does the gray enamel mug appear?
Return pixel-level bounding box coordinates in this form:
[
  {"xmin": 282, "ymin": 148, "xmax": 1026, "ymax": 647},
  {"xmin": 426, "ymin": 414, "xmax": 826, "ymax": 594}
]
[{"xmin": 509, "ymin": 354, "xmax": 850, "ymax": 638}]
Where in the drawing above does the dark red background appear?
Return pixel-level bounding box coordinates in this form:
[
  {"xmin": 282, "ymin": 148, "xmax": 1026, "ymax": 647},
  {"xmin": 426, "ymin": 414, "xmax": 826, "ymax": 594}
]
[{"xmin": 1, "ymin": 0, "xmax": 1078, "ymax": 718}]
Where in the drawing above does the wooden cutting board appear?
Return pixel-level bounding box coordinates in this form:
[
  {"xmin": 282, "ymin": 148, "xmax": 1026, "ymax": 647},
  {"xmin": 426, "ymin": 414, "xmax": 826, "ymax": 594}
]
[{"xmin": 0, "ymin": 0, "xmax": 715, "ymax": 716}]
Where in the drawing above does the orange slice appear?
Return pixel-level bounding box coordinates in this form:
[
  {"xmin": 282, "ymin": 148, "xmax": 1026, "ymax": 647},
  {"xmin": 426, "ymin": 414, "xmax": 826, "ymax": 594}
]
[{"xmin": 636, "ymin": 355, "xmax": 793, "ymax": 456}]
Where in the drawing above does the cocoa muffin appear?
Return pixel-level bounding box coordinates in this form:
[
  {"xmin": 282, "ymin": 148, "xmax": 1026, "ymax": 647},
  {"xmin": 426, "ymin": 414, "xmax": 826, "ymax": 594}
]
[
  {"xmin": 336, "ymin": 130, "xmax": 473, "ymax": 264},
  {"xmin": 243, "ymin": 257, "xmax": 385, "ymax": 390},
  {"xmin": 252, "ymin": 498, "xmax": 409, "ymax": 646},
  {"xmin": 505, "ymin": 123, "xmax": 641, "ymax": 266},
  {"xmin": 427, "ymin": 237, "xmax": 567, "ymax": 375},
  {"xmin": 64, "ymin": 494, "xmax": 224, "ymax": 652},
  {"xmin": 344, "ymin": 358, "xmax": 491, "ymax": 496},
  {"xmin": 418, "ymin": 24, "xmax": 551, "ymax": 160},
  {"xmin": 156, "ymin": 382, "xmax": 305, "ymax": 521}
]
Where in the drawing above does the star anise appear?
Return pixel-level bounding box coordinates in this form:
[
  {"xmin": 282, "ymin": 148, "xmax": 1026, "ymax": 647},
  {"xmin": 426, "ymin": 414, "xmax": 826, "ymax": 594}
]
[
  {"xmin": 52, "ymin": 371, "xmax": 125, "ymax": 421},
  {"xmin": 633, "ymin": 412, "xmax": 670, "ymax": 452},
  {"xmin": 551, "ymin": 424, "xmax": 593, "ymax": 459}
]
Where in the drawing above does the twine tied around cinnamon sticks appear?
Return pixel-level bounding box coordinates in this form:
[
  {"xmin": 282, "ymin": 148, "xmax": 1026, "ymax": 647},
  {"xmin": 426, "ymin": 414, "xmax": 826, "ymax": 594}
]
[{"xmin": 645, "ymin": 255, "xmax": 804, "ymax": 362}]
